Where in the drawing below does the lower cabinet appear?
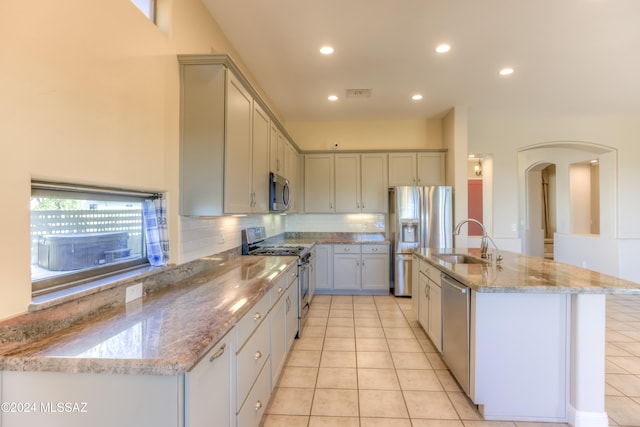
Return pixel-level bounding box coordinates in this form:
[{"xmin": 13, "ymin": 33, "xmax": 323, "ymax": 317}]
[
  {"xmin": 329, "ymin": 244, "xmax": 389, "ymax": 295},
  {"xmin": 314, "ymin": 244, "xmax": 333, "ymax": 291},
  {"xmin": 416, "ymin": 258, "xmax": 442, "ymax": 351},
  {"xmin": 0, "ymin": 262, "xmax": 301, "ymax": 427},
  {"xmin": 186, "ymin": 329, "xmax": 234, "ymax": 427}
]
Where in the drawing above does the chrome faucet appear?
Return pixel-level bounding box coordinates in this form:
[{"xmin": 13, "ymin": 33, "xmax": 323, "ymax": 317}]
[{"xmin": 454, "ymin": 219, "xmax": 503, "ymax": 263}]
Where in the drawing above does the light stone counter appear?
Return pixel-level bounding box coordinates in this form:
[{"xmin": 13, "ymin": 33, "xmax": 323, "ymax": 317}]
[
  {"xmin": 414, "ymin": 247, "xmax": 640, "ymax": 427},
  {"xmin": 0, "ymin": 255, "xmax": 297, "ymax": 376},
  {"xmin": 414, "ymin": 247, "xmax": 640, "ymax": 294}
]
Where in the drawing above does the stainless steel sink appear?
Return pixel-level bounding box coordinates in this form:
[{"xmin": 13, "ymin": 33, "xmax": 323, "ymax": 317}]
[{"xmin": 432, "ymin": 253, "xmax": 489, "ymax": 265}]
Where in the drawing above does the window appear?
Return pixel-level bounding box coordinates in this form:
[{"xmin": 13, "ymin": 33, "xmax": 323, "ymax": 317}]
[
  {"xmin": 130, "ymin": 0, "xmax": 156, "ymax": 23},
  {"xmin": 31, "ymin": 182, "xmax": 160, "ymax": 296}
]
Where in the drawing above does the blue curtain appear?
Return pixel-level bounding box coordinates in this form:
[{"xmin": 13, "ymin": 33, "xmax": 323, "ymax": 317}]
[{"xmin": 143, "ymin": 198, "xmax": 169, "ymax": 267}]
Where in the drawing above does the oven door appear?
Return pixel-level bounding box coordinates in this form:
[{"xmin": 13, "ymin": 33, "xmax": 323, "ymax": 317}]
[
  {"xmin": 269, "ymin": 172, "xmax": 290, "ymax": 212},
  {"xmin": 298, "ymin": 259, "xmax": 311, "ymax": 334}
]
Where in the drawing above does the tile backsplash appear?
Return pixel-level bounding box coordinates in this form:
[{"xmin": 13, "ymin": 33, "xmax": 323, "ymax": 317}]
[{"xmin": 179, "ymin": 213, "xmax": 386, "ymax": 263}]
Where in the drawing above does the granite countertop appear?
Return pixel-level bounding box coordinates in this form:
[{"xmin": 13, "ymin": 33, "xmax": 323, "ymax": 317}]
[
  {"xmin": 0, "ymin": 255, "xmax": 297, "ymax": 376},
  {"xmin": 415, "ymin": 247, "xmax": 640, "ymax": 295}
]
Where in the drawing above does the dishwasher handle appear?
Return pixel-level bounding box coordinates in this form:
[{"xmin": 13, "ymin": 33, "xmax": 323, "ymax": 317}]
[{"xmin": 443, "ymin": 275, "xmax": 467, "ymax": 293}]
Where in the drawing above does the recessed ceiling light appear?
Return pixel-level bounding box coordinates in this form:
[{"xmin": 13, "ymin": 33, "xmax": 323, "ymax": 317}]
[
  {"xmin": 320, "ymin": 46, "xmax": 334, "ymax": 55},
  {"xmin": 499, "ymin": 67, "xmax": 514, "ymax": 76},
  {"xmin": 412, "ymin": 94, "xmax": 423, "ymax": 101},
  {"xmin": 328, "ymin": 95, "xmax": 338, "ymax": 101},
  {"xmin": 435, "ymin": 44, "xmax": 451, "ymax": 53}
]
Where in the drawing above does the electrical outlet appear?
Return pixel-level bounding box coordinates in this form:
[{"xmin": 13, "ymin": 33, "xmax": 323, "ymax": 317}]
[
  {"xmin": 218, "ymin": 230, "xmax": 225, "ymax": 243},
  {"xmin": 126, "ymin": 283, "xmax": 143, "ymax": 303}
]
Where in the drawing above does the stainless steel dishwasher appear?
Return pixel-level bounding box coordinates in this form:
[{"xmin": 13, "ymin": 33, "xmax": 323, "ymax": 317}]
[{"xmin": 441, "ymin": 273, "xmax": 470, "ymax": 395}]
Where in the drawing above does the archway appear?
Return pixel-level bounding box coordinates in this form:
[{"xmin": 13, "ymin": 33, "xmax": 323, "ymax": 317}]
[{"xmin": 518, "ymin": 142, "xmax": 616, "ymax": 270}]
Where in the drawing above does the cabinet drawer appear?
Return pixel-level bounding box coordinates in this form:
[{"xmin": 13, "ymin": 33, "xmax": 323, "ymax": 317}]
[
  {"xmin": 333, "ymin": 244, "xmax": 361, "ymax": 254},
  {"xmin": 237, "ymin": 315, "xmax": 270, "ymax": 407},
  {"xmin": 237, "ymin": 359, "xmax": 271, "ymax": 427},
  {"xmin": 285, "ymin": 265, "xmax": 297, "ymax": 287},
  {"xmin": 237, "ymin": 293, "xmax": 270, "ymax": 350},
  {"xmin": 419, "ymin": 259, "xmax": 430, "ymax": 276},
  {"xmin": 270, "ymin": 278, "xmax": 287, "ymax": 306},
  {"xmin": 362, "ymin": 244, "xmax": 389, "ymax": 254}
]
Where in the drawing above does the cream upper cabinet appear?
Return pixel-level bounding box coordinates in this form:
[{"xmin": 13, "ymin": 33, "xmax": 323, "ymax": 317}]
[
  {"xmin": 285, "ymin": 141, "xmax": 300, "ymax": 212},
  {"xmin": 388, "ymin": 153, "xmax": 418, "ymax": 186},
  {"xmin": 417, "ymin": 152, "xmax": 445, "ymax": 186},
  {"xmin": 388, "ymin": 152, "xmax": 445, "ymax": 186},
  {"xmin": 304, "ymin": 154, "xmax": 335, "ymax": 213},
  {"xmin": 180, "ymin": 62, "xmax": 256, "ymax": 216},
  {"xmin": 334, "ymin": 153, "xmax": 388, "ymax": 213},
  {"xmin": 335, "ymin": 154, "xmax": 360, "ymax": 213},
  {"xmin": 223, "ymin": 73, "xmax": 253, "ymax": 214},
  {"xmin": 179, "ymin": 57, "xmax": 283, "ymax": 216},
  {"xmin": 269, "ymin": 124, "xmax": 287, "ymax": 176},
  {"xmin": 251, "ymin": 102, "xmax": 270, "ymax": 213},
  {"xmin": 360, "ymin": 153, "xmax": 388, "ymax": 212}
]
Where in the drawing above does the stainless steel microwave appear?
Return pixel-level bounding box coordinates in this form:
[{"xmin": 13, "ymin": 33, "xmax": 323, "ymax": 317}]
[{"xmin": 269, "ymin": 172, "xmax": 290, "ymax": 212}]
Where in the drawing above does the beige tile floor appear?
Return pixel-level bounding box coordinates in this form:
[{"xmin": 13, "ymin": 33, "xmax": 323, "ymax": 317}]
[{"xmin": 262, "ymin": 293, "xmax": 640, "ymax": 427}]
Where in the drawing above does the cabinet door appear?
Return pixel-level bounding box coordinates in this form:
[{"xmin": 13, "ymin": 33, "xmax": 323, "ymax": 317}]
[
  {"xmin": 186, "ymin": 330, "xmax": 233, "ymax": 427},
  {"xmin": 361, "ymin": 253, "xmax": 389, "ymax": 291},
  {"xmin": 361, "ymin": 154, "xmax": 388, "ymax": 213},
  {"xmin": 251, "ymin": 103, "xmax": 270, "ymax": 213},
  {"xmin": 335, "ymin": 154, "xmax": 361, "ymax": 212},
  {"xmin": 285, "ymin": 142, "xmax": 300, "ymax": 212},
  {"xmin": 224, "ymin": 73, "xmax": 253, "ymax": 213},
  {"xmin": 417, "ymin": 152, "xmax": 445, "ymax": 186},
  {"xmin": 269, "ymin": 124, "xmax": 286, "ymax": 175},
  {"xmin": 333, "ymin": 245, "xmax": 362, "ymax": 289},
  {"xmin": 304, "ymin": 154, "xmax": 335, "ymax": 213},
  {"xmin": 179, "ymin": 63, "xmax": 225, "ymax": 217},
  {"xmin": 270, "ymin": 289, "xmax": 287, "ymax": 388},
  {"xmin": 411, "ymin": 255, "xmax": 420, "ymax": 318},
  {"xmin": 315, "ymin": 244, "xmax": 333, "ymax": 290},
  {"xmin": 418, "ymin": 272, "xmax": 429, "ymax": 330},
  {"xmin": 428, "ymin": 281, "xmax": 442, "ymax": 351},
  {"xmin": 285, "ymin": 283, "xmax": 299, "ymax": 350},
  {"xmin": 388, "ymin": 153, "xmax": 417, "ymax": 186}
]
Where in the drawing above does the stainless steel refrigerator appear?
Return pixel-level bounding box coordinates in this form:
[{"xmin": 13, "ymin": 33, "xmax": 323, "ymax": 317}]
[{"xmin": 388, "ymin": 186, "xmax": 453, "ymax": 296}]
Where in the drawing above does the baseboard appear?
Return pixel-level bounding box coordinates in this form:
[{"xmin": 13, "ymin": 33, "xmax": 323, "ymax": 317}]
[{"xmin": 568, "ymin": 405, "xmax": 609, "ymax": 427}]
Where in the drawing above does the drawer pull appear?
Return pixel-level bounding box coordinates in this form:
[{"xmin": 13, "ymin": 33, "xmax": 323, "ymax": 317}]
[
  {"xmin": 253, "ymin": 312, "xmax": 262, "ymax": 321},
  {"xmin": 209, "ymin": 344, "xmax": 226, "ymax": 362},
  {"xmin": 372, "ymin": 247, "xmax": 378, "ymax": 252},
  {"xmin": 254, "ymin": 351, "xmax": 262, "ymax": 360},
  {"xmin": 344, "ymin": 248, "xmax": 350, "ymax": 252},
  {"xmin": 278, "ymin": 286, "xmax": 284, "ymax": 294},
  {"xmin": 255, "ymin": 401, "xmax": 263, "ymax": 411}
]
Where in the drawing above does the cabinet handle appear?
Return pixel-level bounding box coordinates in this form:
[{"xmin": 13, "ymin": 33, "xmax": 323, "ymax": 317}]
[
  {"xmin": 254, "ymin": 351, "xmax": 262, "ymax": 360},
  {"xmin": 278, "ymin": 286, "xmax": 284, "ymax": 294},
  {"xmin": 255, "ymin": 401, "xmax": 263, "ymax": 411},
  {"xmin": 344, "ymin": 248, "xmax": 350, "ymax": 252},
  {"xmin": 209, "ymin": 343, "xmax": 226, "ymax": 362},
  {"xmin": 372, "ymin": 247, "xmax": 378, "ymax": 252},
  {"xmin": 253, "ymin": 312, "xmax": 262, "ymax": 321}
]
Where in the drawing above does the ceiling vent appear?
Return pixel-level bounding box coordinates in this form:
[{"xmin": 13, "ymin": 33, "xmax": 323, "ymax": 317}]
[{"xmin": 345, "ymin": 89, "xmax": 372, "ymax": 98}]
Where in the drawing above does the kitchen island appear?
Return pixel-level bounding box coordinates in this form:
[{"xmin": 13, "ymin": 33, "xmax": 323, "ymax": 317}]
[{"xmin": 415, "ymin": 247, "xmax": 640, "ymax": 427}]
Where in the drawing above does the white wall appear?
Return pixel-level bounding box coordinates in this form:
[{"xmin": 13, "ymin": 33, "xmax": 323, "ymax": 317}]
[
  {"xmin": 287, "ymin": 119, "xmax": 442, "ymax": 151},
  {"xmin": 468, "ymin": 111, "xmax": 640, "ymax": 282}
]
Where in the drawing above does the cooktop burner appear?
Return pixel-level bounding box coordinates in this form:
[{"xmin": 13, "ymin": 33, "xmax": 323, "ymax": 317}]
[
  {"xmin": 241, "ymin": 227, "xmax": 309, "ymax": 257},
  {"xmin": 250, "ymin": 247, "xmax": 306, "ymax": 256}
]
